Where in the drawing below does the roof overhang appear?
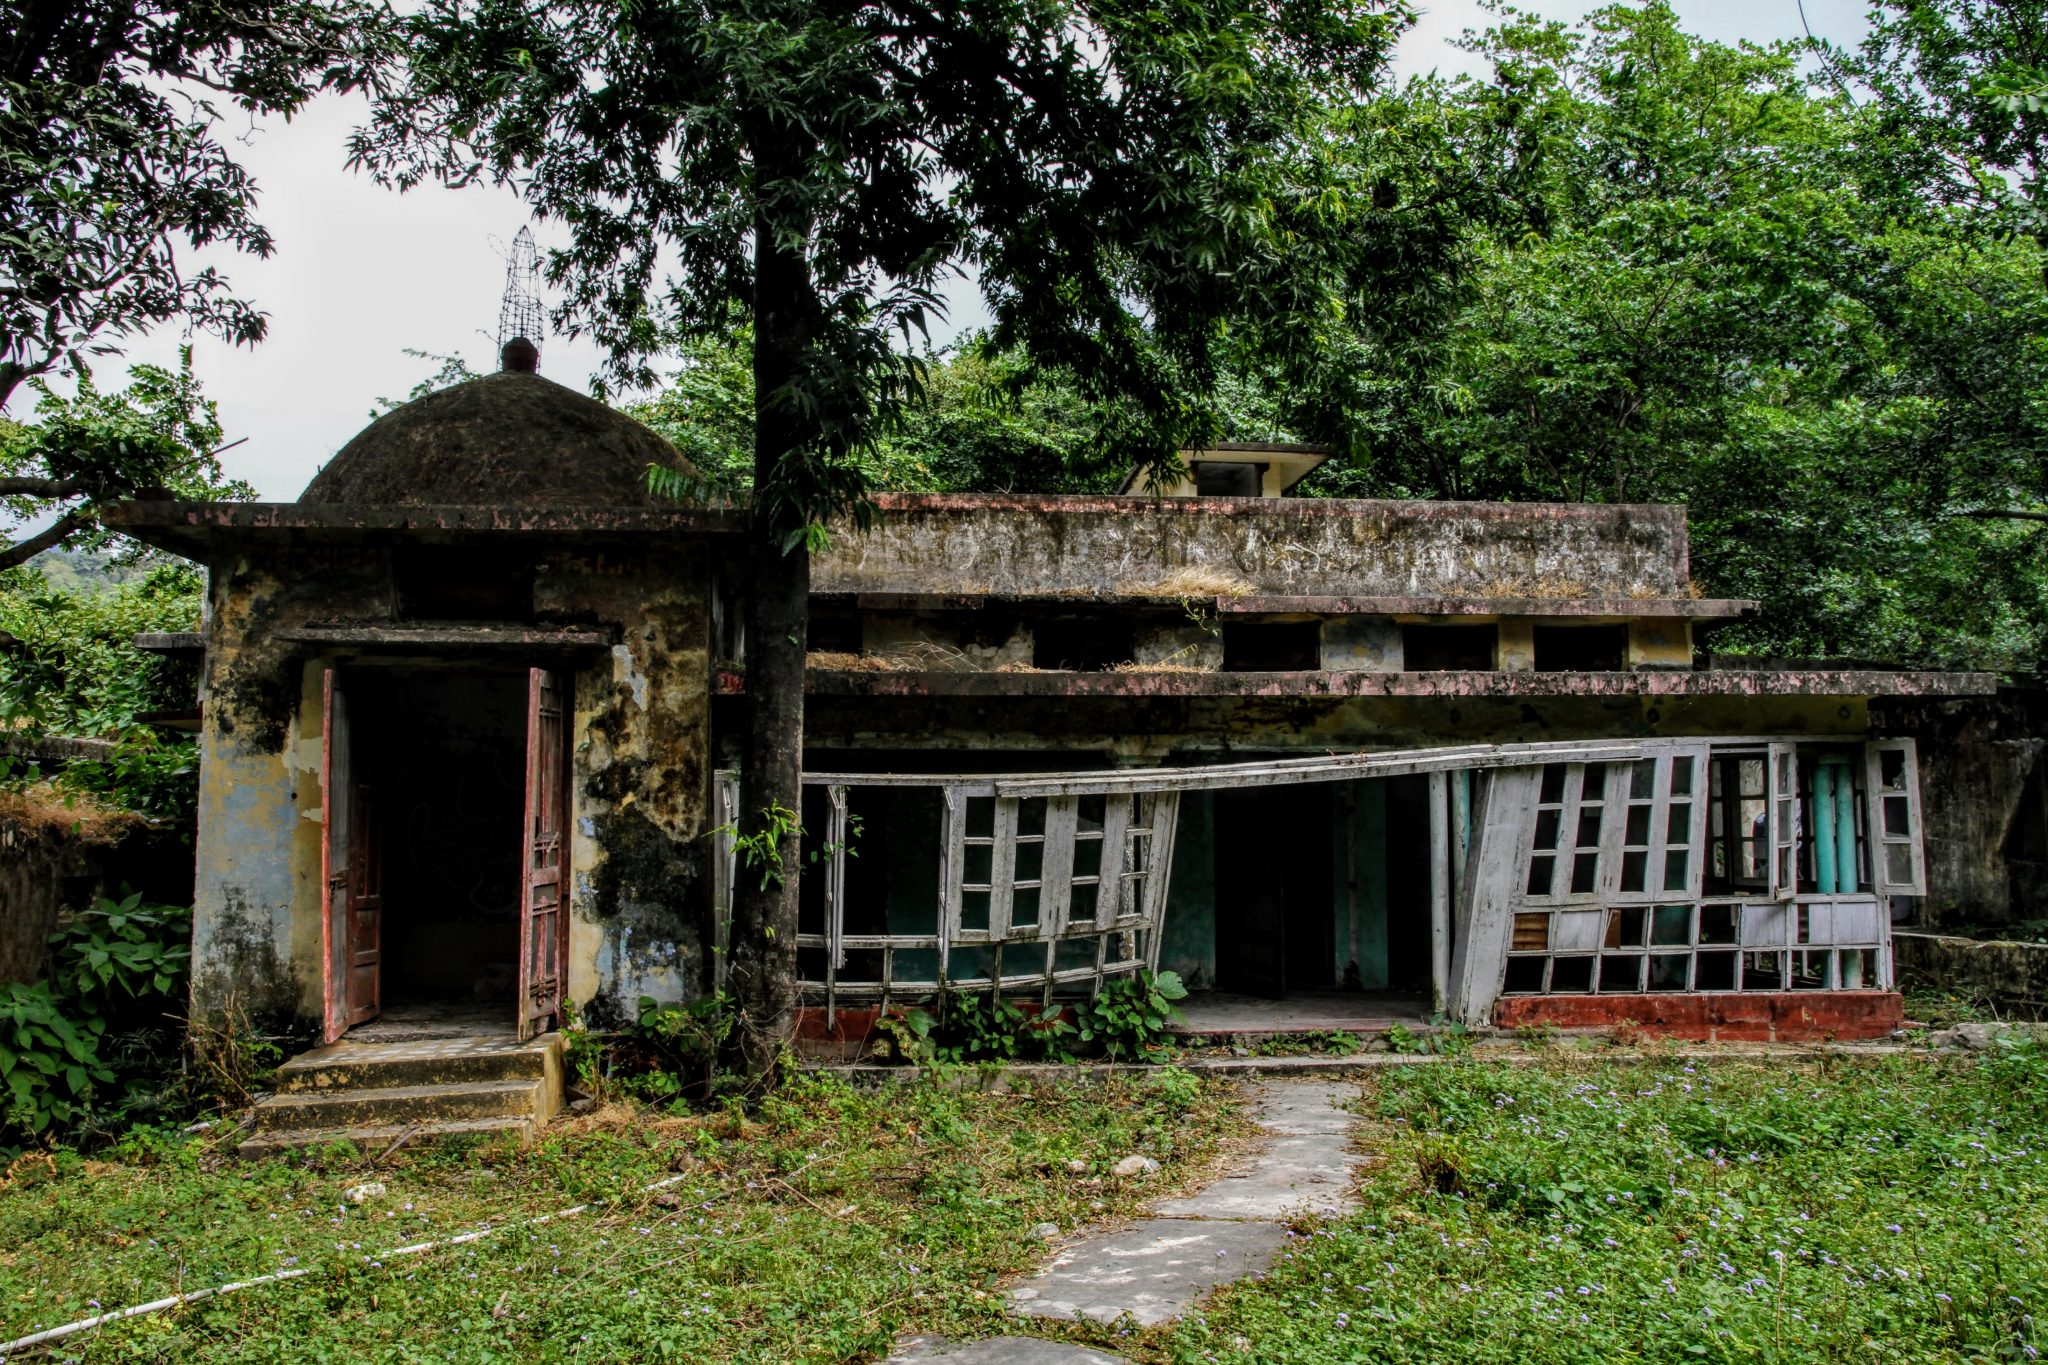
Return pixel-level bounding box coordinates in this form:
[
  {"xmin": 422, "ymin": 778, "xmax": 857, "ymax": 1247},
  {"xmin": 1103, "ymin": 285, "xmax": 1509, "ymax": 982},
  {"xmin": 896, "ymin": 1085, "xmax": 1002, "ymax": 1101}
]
[{"xmin": 102, "ymin": 500, "xmax": 747, "ymax": 559}]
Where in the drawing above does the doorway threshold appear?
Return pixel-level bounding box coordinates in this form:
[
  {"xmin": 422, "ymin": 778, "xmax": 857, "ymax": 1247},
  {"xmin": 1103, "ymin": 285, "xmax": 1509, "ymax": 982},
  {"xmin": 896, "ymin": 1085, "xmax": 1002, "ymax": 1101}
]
[
  {"xmin": 1172, "ymin": 990, "xmax": 1430, "ymax": 1038},
  {"xmin": 344, "ymin": 1003, "xmax": 516, "ymax": 1044}
]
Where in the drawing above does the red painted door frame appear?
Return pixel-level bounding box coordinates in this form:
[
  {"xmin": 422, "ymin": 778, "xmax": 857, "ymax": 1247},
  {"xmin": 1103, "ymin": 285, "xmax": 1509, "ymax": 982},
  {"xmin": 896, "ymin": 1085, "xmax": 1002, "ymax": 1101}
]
[
  {"xmin": 518, "ymin": 668, "xmax": 570, "ymax": 1041},
  {"xmin": 320, "ymin": 670, "xmax": 383, "ymax": 1042}
]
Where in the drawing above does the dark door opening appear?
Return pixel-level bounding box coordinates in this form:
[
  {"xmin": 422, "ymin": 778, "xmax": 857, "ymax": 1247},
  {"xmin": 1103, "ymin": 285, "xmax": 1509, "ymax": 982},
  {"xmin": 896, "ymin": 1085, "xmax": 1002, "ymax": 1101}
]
[
  {"xmin": 1381, "ymin": 774, "xmax": 1436, "ymax": 994},
  {"xmin": 347, "ymin": 668, "xmax": 529, "ymax": 1013},
  {"xmin": 1213, "ymin": 785, "xmax": 1335, "ymax": 997}
]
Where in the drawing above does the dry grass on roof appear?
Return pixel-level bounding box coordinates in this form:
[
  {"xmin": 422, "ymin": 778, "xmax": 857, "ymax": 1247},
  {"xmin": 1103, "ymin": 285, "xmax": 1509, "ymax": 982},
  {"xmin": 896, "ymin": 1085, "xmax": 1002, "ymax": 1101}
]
[
  {"xmin": 0, "ymin": 785, "xmax": 146, "ymax": 842},
  {"xmin": 1121, "ymin": 566, "xmax": 1256, "ymax": 598}
]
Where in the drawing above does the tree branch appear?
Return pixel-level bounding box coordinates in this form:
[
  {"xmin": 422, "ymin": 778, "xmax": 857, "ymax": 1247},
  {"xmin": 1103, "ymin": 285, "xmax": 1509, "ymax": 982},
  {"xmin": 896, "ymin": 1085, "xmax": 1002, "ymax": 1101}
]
[
  {"xmin": 0, "ymin": 508, "xmax": 92, "ymax": 571},
  {"xmin": 0, "ymin": 477, "xmax": 85, "ymax": 498}
]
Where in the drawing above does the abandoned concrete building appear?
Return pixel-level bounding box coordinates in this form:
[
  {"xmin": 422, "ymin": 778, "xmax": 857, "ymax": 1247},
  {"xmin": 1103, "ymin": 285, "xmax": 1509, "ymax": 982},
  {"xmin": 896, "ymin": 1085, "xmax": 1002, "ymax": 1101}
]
[{"xmin": 104, "ymin": 346, "xmax": 1995, "ymax": 1141}]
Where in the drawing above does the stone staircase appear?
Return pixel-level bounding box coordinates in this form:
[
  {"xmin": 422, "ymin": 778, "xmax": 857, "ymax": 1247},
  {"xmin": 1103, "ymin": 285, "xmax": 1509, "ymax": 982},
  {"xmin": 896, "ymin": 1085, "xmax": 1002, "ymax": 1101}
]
[{"xmin": 239, "ymin": 1024, "xmax": 565, "ymax": 1159}]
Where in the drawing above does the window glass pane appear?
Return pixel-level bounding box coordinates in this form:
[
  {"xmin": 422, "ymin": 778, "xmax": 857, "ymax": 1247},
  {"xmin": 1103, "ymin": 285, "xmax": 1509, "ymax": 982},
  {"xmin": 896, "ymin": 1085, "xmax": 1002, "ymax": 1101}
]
[
  {"xmin": 1620, "ymin": 850, "xmax": 1647, "ymax": 893},
  {"xmin": 1599, "ymin": 955, "xmax": 1644, "ymax": 992},
  {"xmin": 960, "ymin": 888, "xmax": 990, "ymax": 932},
  {"xmin": 1533, "ymin": 809, "xmax": 1560, "ymax": 851},
  {"xmin": 1576, "ymin": 806, "xmax": 1604, "ymax": 848},
  {"xmin": 1651, "ymin": 904, "xmax": 1692, "ymax": 946},
  {"xmin": 1625, "ymin": 805, "xmax": 1652, "ymax": 845},
  {"xmin": 1503, "ymin": 957, "xmax": 1548, "ymax": 994},
  {"xmin": 1885, "ymin": 844, "xmax": 1913, "ymax": 883},
  {"xmin": 1698, "ymin": 904, "xmax": 1737, "ymax": 945},
  {"xmin": 963, "ymin": 843, "xmax": 993, "ymax": 886},
  {"xmin": 1670, "ymin": 756, "xmax": 1695, "ymax": 795},
  {"xmin": 1550, "ymin": 956, "xmax": 1595, "ymax": 992},
  {"xmin": 1882, "ymin": 795, "xmax": 1910, "ymax": 838},
  {"xmin": 1607, "ymin": 906, "xmax": 1647, "ymax": 948},
  {"xmin": 1661, "ymin": 849, "xmax": 1690, "ymax": 893},
  {"xmin": 1014, "ymin": 840, "xmax": 1043, "ymax": 885},
  {"xmin": 1011, "ymin": 884, "xmax": 1040, "ymax": 928},
  {"xmin": 1072, "ymin": 836, "xmax": 1102, "ymax": 880},
  {"xmin": 1665, "ymin": 802, "xmax": 1692, "ymax": 844},
  {"xmin": 1694, "ymin": 951, "xmax": 1736, "ymax": 991},
  {"xmin": 1540, "ymin": 764, "xmax": 1567, "ymax": 804},
  {"xmin": 1630, "ymin": 759, "xmax": 1657, "ymax": 800},
  {"xmin": 1526, "ymin": 855, "xmax": 1555, "ymax": 897},
  {"xmin": 1648, "ymin": 954, "xmax": 1691, "ymax": 991},
  {"xmin": 1742, "ymin": 951, "xmax": 1785, "ymax": 990},
  {"xmin": 1880, "ymin": 749, "xmax": 1906, "ymax": 790},
  {"xmin": 1570, "ymin": 850, "xmax": 1600, "ymax": 894}
]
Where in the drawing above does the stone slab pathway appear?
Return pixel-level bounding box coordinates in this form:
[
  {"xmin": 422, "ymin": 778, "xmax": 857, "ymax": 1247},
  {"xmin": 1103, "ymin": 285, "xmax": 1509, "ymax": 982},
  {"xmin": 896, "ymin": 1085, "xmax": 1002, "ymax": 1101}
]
[{"xmin": 888, "ymin": 1079, "xmax": 1362, "ymax": 1362}]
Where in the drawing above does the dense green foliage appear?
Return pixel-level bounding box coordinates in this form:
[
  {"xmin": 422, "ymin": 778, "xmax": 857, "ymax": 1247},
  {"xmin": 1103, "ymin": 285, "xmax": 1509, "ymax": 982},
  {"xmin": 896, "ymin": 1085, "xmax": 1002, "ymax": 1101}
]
[
  {"xmin": 1173, "ymin": 1051, "xmax": 2048, "ymax": 1363},
  {"xmin": 0, "ymin": 1069, "xmax": 1234, "ymax": 1360},
  {"xmin": 1, "ymin": 893, "xmax": 191, "ymax": 1154}
]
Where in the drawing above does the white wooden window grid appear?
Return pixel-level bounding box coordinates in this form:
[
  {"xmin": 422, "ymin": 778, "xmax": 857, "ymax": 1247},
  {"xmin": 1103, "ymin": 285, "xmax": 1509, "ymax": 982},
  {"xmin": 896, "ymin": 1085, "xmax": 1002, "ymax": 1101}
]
[
  {"xmin": 1866, "ymin": 739, "xmax": 1927, "ymax": 895},
  {"xmin": 1502, "ymin": 896, "xmax": 1889, "ymax": 995},
  {"xmin": 782, "ymin": 778, "xmax": 1179, "ymax": 1020},
  {"xmin": 1521, "ymin": 761, "xmax": 1615, "ymax": 904},
  {"xmin": 1768, "ymin": 743, "xmax": 1802, "ymax": 901},
  {"xmin": 1503, "ymin": 740, "xmax": 1918, "ymax": 996}
]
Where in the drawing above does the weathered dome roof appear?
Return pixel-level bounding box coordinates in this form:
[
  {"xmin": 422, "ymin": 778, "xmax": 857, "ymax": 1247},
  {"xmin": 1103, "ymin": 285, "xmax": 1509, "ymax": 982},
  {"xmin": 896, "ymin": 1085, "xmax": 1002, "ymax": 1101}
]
[{"xmin": 300, "ymin": 351, "xmax": 690, "ymax": 506}]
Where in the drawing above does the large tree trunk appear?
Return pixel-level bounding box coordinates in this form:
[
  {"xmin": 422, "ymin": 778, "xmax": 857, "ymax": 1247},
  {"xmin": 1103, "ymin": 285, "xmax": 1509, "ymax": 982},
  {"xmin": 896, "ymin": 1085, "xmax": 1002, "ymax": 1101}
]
[{"xmin": 721, "ymin": 215, "xmax": 815, "ymax": 1080}]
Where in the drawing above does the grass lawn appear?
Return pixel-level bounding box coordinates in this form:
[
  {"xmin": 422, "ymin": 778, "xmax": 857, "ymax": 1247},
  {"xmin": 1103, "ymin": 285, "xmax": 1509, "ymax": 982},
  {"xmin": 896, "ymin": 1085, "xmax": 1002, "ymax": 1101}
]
[
  {"xmin": 0, "ymin": 1069, "xmax": 1243, "ymax": 1362},
  {"xmin": 1162, "ymin": 1046, "xmax": 2048, "ymax": 1364},
  {"xmin": 4, "ymin": 1047, "xmax": 2044, "ymax": 1363}
]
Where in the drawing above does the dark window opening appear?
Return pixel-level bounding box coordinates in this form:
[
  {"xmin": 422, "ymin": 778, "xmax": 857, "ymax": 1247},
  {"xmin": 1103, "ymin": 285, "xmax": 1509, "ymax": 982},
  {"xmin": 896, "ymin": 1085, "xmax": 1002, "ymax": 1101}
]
[
  {"xmin": 807, "ymin": 608, "xmax": 863, "ymax": 655},
  {"xmin": 1193, "ymin": 461, "xmax": 1263, "ymax": 496},
  {"xmin": 1401, "ymin": 624, "xmax": 1496, "ymax": 671},
  {"xmin": 1032, "ymin": 618, "xmax": 1134, "ymax": 671},
  {"xmin": 1533, "ymin": 624, "xmax": 1628, "ymax": 672},
  {"xmin": 395, "ymin": 545, "xmax": 533, "ymax": 622},
  {"xmin": 1222, "ymin": 621, "xmax": 1321, "ymax": 672}
]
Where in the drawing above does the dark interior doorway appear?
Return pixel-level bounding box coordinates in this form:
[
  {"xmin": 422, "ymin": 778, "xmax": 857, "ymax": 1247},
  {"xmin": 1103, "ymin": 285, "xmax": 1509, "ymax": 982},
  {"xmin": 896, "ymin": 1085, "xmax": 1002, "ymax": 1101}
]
[
  {"xmin": 352, "ymin": 668, "xmax": 527, "ymax": 1009},
  {"xmin": 1213, "ymin": 785, "xmax": 1335, "ymax": 997},
  {"xmin": 1382, "ymin": 774, "xmax": 1436, "ymax": 994}
]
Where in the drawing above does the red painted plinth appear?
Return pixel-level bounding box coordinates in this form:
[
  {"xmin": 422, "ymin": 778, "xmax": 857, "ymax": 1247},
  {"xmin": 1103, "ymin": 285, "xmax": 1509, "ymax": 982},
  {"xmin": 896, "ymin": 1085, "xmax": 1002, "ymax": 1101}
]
[
  {"xmin": 794, "ymin": 1006, "xmax": 883, "ymax": 1044},
  {"xmin": 1492, "ymin": 991, "xmax": 1905, "ymax": 1042}
]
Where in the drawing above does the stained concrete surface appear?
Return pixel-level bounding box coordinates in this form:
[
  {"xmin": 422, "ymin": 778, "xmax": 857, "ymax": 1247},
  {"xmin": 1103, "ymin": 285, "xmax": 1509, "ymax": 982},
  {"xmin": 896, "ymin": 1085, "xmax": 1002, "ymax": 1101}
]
[
  {"xmin": 1004, "ymin": 1079, "xmax": 1361, "ymax": 1329},
  {"xmin": 1172, "ymin": 991, "xmax": 1428, "ymax": 1036}
]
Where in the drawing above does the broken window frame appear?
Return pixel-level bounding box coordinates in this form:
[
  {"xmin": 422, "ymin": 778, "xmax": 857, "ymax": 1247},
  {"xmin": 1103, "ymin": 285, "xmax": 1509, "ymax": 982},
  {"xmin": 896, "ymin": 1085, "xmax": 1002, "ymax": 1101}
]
[
  {"xmin": 1500, "ymin": 739, "xmax": 1918, "ymax": 998},
  {"xmin": 1865, "ymin": 739, "xmax": 1927, "ymax": 896}
]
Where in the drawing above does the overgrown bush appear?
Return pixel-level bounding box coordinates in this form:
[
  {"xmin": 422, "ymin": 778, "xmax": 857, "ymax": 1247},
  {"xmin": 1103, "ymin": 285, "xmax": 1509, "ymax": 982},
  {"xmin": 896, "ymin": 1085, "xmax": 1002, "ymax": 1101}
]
[
  {"xmin": 566, "ymin": 993, "xmax": 735, "ymax": 1107},
  {"xmin": 874, "ymin": 970, "xmax": 1187, "ymax": 1068},
  {"xmin": 0, "ymin": 892, "xmax": 191, "ymax": 1153}
]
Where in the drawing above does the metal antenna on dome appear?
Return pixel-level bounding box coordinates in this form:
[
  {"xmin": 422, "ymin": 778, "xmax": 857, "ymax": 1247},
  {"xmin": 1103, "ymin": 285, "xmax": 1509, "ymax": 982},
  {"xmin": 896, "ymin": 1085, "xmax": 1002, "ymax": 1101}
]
[{"xmin": 496, "ymin": 226, "xmax": 545, "ymax": 371}]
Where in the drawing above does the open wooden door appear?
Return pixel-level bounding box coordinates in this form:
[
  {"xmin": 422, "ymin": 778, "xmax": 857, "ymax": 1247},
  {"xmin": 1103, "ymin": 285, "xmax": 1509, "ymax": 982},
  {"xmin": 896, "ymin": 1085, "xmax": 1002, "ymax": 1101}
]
[
  {"xmin": 518, "ymin": 668, "xmax": 570, "ymax": 1041},
  {"xmin": 321, "ymin": 670, "xmax": 382, "ymax": 1043}
]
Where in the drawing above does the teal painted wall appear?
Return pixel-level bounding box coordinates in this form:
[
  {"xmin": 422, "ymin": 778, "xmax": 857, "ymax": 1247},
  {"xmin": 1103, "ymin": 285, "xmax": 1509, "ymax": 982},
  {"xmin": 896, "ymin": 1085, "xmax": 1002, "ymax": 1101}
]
[
  {"xmin": 1333, "ymin": 780, "xmax": 1390, "ymax": 989},
  {"xmin": 1160, "ymin": 791, "xmax": 1219, "ymax": 989}
]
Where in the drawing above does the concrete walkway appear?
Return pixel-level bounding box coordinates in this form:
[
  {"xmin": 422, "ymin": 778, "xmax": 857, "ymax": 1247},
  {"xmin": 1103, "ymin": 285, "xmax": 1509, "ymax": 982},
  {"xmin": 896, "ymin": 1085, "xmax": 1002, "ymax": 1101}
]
[{"xmin": 886, "ymin": 1079, "xmax": 1363, "ymax": 1364}]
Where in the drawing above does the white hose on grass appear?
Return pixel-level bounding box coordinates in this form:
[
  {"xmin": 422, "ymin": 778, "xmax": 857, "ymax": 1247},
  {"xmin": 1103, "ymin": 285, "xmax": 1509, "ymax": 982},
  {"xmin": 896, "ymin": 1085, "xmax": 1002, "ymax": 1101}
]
[{"xmin": 0, "ymin": 1173, "xmax": 693, "ymax": 1359}]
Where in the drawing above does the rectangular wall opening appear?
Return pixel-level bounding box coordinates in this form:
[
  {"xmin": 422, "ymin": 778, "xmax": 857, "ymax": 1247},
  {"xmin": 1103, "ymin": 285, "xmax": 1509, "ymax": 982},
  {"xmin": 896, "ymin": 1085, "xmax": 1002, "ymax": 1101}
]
[
  {"xmin": 1222, "ymin": 621, "xmax": 1322, "ymax": 671},
  {"xmin": 1402, "ymin": 624, "xmax": 1497, "ymax": 670},
  {"xmin": 1533, "ymin": 624, "xmax": 1628, "ymax": 672}
]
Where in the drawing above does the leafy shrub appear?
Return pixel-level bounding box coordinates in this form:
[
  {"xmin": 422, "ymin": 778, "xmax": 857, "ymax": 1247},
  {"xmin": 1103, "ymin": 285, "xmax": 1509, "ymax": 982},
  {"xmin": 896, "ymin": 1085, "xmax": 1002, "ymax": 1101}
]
[
  {"xmin": 1074, "ymin": 969, "xmax": 1187, "ymax": 1062},
  {"xmin": 0, "ymin": 891, "xmax": 192, "ymax": 1153},
  {"xmin": 572, "ymin": 993, "xmax": 733, "ymax": 1107}
]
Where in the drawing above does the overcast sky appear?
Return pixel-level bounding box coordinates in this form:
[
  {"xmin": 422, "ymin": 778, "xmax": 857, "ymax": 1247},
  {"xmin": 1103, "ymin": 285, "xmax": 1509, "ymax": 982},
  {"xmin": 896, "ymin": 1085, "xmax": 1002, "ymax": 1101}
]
[{"xmin": 72, "ymin": 0, "xmax": 1870, "ymax": 501}]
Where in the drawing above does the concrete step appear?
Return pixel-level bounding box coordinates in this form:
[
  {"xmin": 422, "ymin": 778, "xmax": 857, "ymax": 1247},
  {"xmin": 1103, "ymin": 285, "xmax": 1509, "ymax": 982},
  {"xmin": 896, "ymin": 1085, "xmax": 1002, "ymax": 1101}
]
[
  {"xmin": 276, "ymin": 1040, "xmax": 554, "ymax": 1093},
  {"xmin": 237, "ymin": 1115, "xmax": 538, "ymax": 1161},
  {"xmin": 250, "ymin": 1079, "xmax": 547, "ymax": 1133}
]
